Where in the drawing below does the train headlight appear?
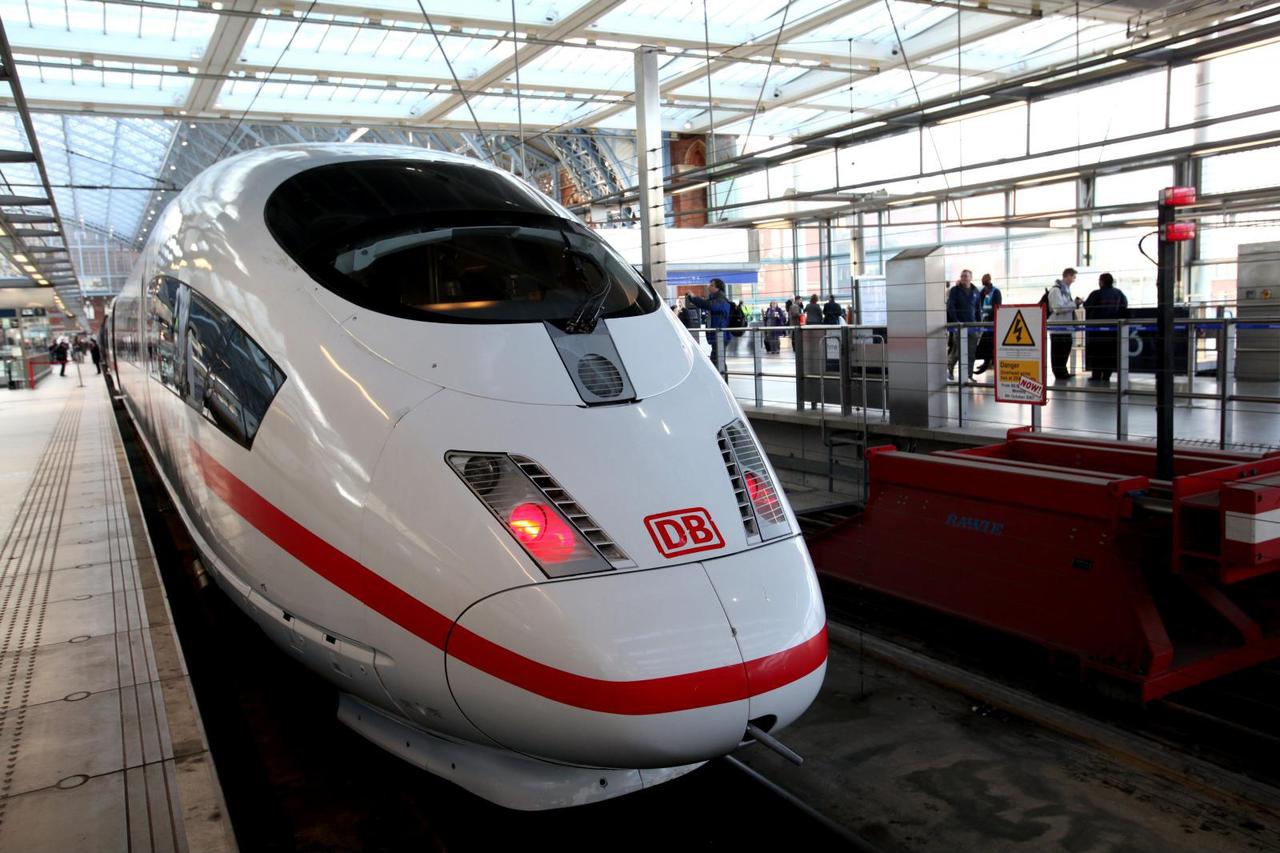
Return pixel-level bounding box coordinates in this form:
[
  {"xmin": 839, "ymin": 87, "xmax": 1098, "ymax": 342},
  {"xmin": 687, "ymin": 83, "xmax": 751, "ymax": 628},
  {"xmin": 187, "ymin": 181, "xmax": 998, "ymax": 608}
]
[{"xmin": 447, "ymin": 452, "xmax": 633, "ymax": 578}]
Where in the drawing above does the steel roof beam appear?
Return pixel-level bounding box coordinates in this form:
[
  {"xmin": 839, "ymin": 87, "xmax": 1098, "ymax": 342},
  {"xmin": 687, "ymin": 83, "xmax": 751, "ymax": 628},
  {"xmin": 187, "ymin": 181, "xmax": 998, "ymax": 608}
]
[
  {"xmin": 184, "ymin": 0, "xmax": 260, "ymax": 116},
  {"xmin": 0, "ymin": 194, "xmax": 51, "ymax": 206}
]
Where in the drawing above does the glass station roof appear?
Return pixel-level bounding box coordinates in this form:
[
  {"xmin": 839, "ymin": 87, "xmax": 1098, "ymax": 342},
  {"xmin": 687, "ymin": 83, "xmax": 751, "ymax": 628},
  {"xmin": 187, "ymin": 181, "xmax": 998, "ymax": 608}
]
[{"xmin": 0, "ymin": 0, "xmax": 1263, "ymax": 268}]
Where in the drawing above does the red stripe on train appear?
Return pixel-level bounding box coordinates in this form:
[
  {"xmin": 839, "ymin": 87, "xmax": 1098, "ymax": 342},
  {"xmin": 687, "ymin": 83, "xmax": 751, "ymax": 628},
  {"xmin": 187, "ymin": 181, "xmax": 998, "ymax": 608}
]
[{"xmin": 191, "ymin": 442, "xmax": 826, "ymax": 715}]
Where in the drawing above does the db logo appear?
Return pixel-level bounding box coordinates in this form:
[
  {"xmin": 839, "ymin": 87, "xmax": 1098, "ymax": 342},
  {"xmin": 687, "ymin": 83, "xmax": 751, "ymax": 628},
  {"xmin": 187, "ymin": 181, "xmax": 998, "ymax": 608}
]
[{"xmin": 644, "ymin": 508, "xmax": 725, "ymax": 558}]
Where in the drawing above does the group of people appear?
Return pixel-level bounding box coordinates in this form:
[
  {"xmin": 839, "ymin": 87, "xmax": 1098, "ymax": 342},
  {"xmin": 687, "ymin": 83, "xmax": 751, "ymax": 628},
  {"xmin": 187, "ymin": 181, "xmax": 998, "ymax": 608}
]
[
  {"xmin": 946, "ymin": 267, "xmax": 1129, "ymax": 382},
  {"xmin": 945, "ymin": 270, "xmax": 1003, "ymax": 378},
  {"xmin": 1047, "ymin": 268, "xmax": 1129, "ymax": 382},
  {"xmin": 678, "ymin": 281, "xmax": 854, "ymax": 366},
  {"xmin": 47, "ymin": 336, "xmax": 102, "ymax": 377}
]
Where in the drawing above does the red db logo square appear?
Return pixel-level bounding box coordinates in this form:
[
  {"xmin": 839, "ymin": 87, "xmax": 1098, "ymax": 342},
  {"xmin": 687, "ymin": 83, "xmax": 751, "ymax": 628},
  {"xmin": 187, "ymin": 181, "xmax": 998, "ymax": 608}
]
[{"xmin": 644, "ymin": 508, "xmax": 725, "ymax": 558}]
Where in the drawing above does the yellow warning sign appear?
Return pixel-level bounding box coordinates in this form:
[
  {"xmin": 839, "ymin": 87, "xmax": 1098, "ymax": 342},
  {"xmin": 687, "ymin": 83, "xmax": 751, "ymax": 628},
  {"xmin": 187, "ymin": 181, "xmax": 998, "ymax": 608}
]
[
  {"xmin": 994, "ymin": 304, "xmax": 1046, "ymax": 405},
  {"xmin": 1001, "ymin": 310, "xmax": 1036, "ymax": 347}
]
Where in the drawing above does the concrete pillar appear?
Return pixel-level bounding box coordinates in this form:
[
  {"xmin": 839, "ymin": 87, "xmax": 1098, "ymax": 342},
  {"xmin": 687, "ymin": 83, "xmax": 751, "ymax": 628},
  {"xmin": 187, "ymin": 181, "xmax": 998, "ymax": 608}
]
[
  {"xmin": 886, "ymin": 246, "xmax": 948, "ymax": 426},
  {"xmin": 634, "ymin": 46, "xmax": 667, "ymax": 301}
]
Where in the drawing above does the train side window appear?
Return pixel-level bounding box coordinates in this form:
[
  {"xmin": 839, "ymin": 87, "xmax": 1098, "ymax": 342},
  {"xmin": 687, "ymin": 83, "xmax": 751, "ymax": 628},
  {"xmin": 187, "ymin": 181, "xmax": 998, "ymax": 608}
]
[
  {"xmin": 182, "ymin": 289, "xmax": 286, "ymax": 449},
  {"xmin": 147, "ymin": 275, "xmax": 184, "ymax": 395}
]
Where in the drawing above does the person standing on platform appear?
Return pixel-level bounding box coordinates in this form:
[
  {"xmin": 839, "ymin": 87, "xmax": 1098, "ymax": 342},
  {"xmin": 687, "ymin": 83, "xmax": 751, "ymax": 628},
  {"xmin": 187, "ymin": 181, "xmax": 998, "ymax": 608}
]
[
  {"xmin": 786, "ymin": 298, "xmax": 802, "ymax": 339},
  {"xmin": 973, "ymin": 274, "xmax": 1003, "ymax": 375},
  {"xmin": 55, "ymin": 339, "xmax": 69, "ymax": 377},
  {"xmin": 946, "ymin": 269, "xmax": 977, "ymax": 379},
  {"xmin": 764, "ymin": 301, "xmax": 785, "ymax": 353},
  {"xmin": 684, "ymin": 278, "xmax": 731, "ymax": 371},
  {"xmin": 822, "ymin": 294, "xmax": 842, "ymax": 325},
  {"xmin": 803, "ymin": 295, "xmax": 825, "ymax": 409},
  {"xmin": 1048, "ymin": 267, "xmax": 1083, "ymax": 380},
  {"xmin": 89, "ymin": 339, "xmax": 102, "ymax": 375},
  {"xmin": 1083, "ymin": 272, "xmax": 1128, "ymax": 383}
]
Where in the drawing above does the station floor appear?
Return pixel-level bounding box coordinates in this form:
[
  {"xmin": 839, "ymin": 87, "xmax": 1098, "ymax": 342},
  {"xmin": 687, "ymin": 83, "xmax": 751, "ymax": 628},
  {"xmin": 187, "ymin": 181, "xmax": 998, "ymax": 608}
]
[{"xmin": 0, "ymin": 376, "xmax": 234, "ymax": 852}]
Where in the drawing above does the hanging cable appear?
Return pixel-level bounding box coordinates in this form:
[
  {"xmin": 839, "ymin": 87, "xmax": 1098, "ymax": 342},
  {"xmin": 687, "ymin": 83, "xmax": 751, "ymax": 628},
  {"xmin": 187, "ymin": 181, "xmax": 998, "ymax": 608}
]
[
  {"xmin": 1138, "ymin": 230, "xmax": 1159, "ymax": 266},
  {"xmin": 414, "ymin": 0, "xmax": 497, "ymax": 162},
  {"xmin": 510, "ymin": 0, "xmax": 527, "ymax": 179},
  {"xmin": 719, "ymin": 0, "xmax": 795, "ymax": 211},
  {"xmin": 883, "ymin": 0, "xmax": 961, "ymax": 223},
  {"xmin": 702, "ymin": 0, "xmax": 716, "ymax": 168},
  {"xmin": 213, "ymin": 0, "xmax": 319, "ymax": 163}
]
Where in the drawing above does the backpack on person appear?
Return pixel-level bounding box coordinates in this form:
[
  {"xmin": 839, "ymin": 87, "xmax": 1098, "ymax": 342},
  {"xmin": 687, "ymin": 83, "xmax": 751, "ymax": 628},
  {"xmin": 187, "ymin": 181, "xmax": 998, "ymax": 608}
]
[{"xmin": 729, "ymin": 303, "xmax": 746, "ymax": 338}]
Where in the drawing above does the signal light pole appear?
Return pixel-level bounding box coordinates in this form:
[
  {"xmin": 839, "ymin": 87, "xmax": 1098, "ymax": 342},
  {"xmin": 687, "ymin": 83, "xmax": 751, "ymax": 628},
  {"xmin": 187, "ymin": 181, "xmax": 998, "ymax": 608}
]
[{"xmin": 1156, "ymin": 187, "xmax": 1197, "ymax": 480}]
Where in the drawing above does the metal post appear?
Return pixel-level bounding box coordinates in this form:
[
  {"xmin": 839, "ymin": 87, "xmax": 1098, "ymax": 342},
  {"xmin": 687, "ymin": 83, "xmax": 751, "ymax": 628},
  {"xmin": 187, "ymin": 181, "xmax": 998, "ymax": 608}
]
[
  {"xmin": 1116, "ymin": 321, "xmax": 1129, "ymax": 440},
  {"xmin": 752, "ymin": 325, "xmax": 763, "ymax": 409},
  {"xmin": 1156, "ymin": 202, "xmax": 1176, "ymax": 479},
  {"xmin": 1031, "ymin": 402, "xmax": 1042, "ymax": 431},
  {"xmin": 956, "ymin": 325, "xmax": 968, "ymax": 427},
  {"xmin": 839, "ymin": 325, "xmax": 853, "ymax": 417},
  {"xmin": 1219, "ymin": 319, "xmax": 1235, "ymax": 449},
  {"xmin": 634, "ymin": 46, "xmax": 667, "ymax": 301},
  {"xmin": 794, "ymin": 325, "xmax": 805, "ymax": 411},
  {"xmin": 1185, "ymin": 318, "xmax": 1196, "ymax": 402}
]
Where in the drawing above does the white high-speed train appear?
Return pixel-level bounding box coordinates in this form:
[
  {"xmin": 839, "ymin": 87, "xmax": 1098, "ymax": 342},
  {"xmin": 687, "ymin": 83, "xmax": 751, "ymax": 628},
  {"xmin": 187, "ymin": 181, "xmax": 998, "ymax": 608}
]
[{"xmin": 109, "ymin": 144, "xmax": 827, "ymax": 810}]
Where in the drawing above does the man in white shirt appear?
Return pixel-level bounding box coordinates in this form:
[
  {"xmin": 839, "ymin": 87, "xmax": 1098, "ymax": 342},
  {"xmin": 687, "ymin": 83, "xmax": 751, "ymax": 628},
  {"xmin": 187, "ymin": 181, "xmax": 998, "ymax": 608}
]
[{"xmin": 1048, "ymin": 267, "xmax": 1084, "ymax": 379}]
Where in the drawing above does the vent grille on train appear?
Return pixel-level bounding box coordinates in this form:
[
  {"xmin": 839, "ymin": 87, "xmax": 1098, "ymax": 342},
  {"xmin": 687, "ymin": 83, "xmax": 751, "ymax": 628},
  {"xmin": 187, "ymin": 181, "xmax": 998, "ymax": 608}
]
[
  {"xmin": 576, "ymin": 354, "xmax": 625, "ymax": 399},
  {"xmin": 511, "ymin": 455, "xmax": 634, "ymax": 567},
  {"xmin": 717, "ymin": 420, "xmax": 790, "ymax": 543}
]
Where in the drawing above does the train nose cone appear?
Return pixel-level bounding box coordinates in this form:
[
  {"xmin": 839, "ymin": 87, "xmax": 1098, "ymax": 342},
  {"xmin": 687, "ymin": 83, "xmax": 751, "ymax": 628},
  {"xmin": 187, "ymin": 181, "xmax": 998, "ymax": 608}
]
[
  {"xmin": 444, "ymin": 562, "xmax": 749, "ymax": 769},
  {"xmin": 699, "ymin": 536, "xmax": 828, "ymax": 731}
]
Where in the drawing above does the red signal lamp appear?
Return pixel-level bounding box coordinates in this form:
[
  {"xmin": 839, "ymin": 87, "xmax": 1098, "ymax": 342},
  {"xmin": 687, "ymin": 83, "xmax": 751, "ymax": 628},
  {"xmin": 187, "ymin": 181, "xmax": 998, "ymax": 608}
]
[
  {"xmin": 508, "ymin": 502, "xmax": 575, "ymax": 563},
  {"xmin": 1162, "ymin": 221, "xmax": 1196, "ymax": 242},
  {"xmin": 1160, "ymin": 186, "xmax": 1196, "ymax": 207}
]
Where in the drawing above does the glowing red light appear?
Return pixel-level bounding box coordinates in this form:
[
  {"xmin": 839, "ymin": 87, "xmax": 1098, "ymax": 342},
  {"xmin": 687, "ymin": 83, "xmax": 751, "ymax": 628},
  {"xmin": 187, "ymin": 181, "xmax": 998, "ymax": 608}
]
[
  {"xmin": 744, "ymin": 470, "xmax": 773, "ymax": 506},
  {"xmin": 1163, "ymin": 222, "xmax": 1196, "ymax": 242},
  {"xmin": 508, "ymin": 502, "xmax": 575, "ymax": 563},
  {"xmin": 1160, "ymin": 186, "xmax": 1196, "ymax": 207}
]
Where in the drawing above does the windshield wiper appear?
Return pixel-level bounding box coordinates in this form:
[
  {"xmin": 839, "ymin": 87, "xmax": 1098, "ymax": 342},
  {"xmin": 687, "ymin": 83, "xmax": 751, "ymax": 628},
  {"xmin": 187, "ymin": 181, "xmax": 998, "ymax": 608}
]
[{"xmin": 561, "ymin": 242, "xmax": 613, "ymax": 335}]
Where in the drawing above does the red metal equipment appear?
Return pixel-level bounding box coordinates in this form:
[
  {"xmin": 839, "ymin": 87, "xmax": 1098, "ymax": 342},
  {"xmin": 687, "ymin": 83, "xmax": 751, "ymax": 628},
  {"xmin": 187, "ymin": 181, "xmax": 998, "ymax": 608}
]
[{"xmin": 809, "ymin": 428, "xmax": 1280, "ymax": 700}]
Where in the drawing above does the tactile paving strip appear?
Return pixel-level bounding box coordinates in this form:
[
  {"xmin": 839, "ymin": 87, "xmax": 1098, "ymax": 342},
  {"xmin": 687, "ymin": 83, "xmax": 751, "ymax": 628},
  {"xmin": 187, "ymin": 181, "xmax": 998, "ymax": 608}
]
[
  {"xmin": 0, "ymin": 396, "xmax": 81, "ymax": 825},
  {"xmin": 0, "ymin": 384, "xmax": 235, "ymax": 853}
]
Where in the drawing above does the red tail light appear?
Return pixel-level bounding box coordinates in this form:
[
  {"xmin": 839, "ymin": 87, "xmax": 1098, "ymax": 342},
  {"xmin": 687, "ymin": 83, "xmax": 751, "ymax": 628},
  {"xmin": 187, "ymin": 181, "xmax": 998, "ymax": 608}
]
[
  {"xmin": 508, "ymin": 502, "xmax": 575, "ymax": 563},
  {"xmin": 744, "ymin": 470, "xmax": 773, "ymax": 506}
]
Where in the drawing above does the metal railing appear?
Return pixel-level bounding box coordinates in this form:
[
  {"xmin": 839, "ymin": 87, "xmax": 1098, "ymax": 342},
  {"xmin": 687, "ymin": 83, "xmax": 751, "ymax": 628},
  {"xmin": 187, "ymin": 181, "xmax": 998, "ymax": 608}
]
[
  {"xmin": 945, "ymin": 315, "xmax": 1280, "ymax": 449},
  {"xmin": 683, "ymin": 317, "xmax": 1280, "ymax": 451},
  {"xmin": 687, "ymin": 323, "xmax": 888, "ymax": 417}
]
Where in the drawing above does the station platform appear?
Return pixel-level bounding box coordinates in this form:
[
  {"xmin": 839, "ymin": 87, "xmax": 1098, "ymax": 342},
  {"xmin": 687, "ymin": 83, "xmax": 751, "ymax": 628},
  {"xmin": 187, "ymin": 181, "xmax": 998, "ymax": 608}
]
[{"xmin": 0, "ymin": 378, "xmax": 234, "ymax": 852}]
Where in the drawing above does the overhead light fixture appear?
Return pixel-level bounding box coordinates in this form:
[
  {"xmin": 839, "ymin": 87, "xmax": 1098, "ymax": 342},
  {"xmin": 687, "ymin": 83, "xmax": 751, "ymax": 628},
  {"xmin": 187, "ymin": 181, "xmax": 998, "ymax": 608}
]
[
  {"xmin": 670, "ymin": 181, "xmax": 709, "ymax": 196},
  {"xmin": 13, "ymin": 253, "xmax": 27, "ymax": 262}
]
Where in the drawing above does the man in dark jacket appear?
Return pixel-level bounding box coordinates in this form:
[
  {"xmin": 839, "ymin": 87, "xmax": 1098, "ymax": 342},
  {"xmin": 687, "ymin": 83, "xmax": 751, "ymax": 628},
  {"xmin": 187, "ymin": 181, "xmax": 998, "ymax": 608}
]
[
  {"xmin": 946, "ymin": 270, "xmax": 977, "ymax": 378},
  {"xmin": 685, "ymin": 278, "xmax": 732, "ymax": 372},
  {"xmin": 1083, "ymin": 272, "xmax": 1128, "ymax": 383},
  {"xmin": 55, "ymin": 339, "xmax": 69, "ymax": 377},
  {"xmin": 822, "ymin": 294, "xmax": 842, "ymax": 325},
  {"xmin": 89, "ymin": 339, "xmax": 102, "ymax": 374},
  {"xmin": 973, "ymin": 273, "xmax": 1003, "ymax": 374}
]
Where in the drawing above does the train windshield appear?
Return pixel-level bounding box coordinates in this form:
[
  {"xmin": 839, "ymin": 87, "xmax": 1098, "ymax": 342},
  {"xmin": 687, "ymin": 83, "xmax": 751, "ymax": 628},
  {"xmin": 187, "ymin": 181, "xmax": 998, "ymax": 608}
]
[{"xmin": 265, "ymin": 159, "xmax": 660, "ymax": 325}]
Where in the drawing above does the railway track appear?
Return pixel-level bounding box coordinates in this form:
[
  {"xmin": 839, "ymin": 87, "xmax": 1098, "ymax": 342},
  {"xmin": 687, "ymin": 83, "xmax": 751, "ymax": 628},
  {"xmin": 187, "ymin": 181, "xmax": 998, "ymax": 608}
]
[
  {"xmin": 798, "ymin": 502, "xmax": 1280, "ymax": 794},
  {"xmin": 107, "ymin": 382, "xmax": 864, "ymax": 852}
]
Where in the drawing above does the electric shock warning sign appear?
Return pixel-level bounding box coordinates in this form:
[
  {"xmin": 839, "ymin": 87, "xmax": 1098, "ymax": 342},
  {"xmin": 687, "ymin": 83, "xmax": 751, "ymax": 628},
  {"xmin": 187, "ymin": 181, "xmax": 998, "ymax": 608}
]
[{"xmin": 993, "ymin": 304, "xmax": 1046, "ymax": 405}]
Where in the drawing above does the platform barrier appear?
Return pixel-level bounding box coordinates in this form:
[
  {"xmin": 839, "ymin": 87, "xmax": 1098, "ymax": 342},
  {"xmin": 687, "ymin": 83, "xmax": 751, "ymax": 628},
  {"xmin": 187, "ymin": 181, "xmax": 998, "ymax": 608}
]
[{"xmin": 807, "ymin": 427, "xmax": 1280, "ymax": 701}]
